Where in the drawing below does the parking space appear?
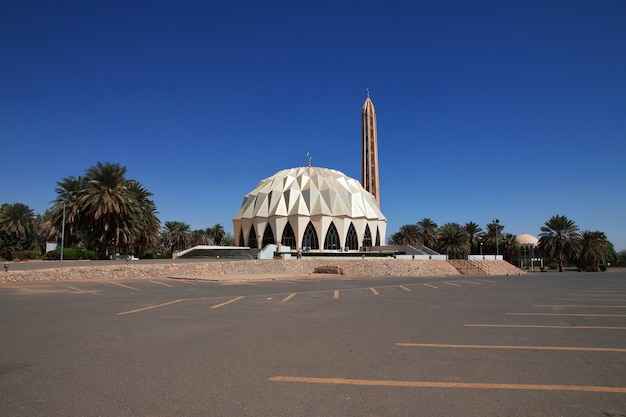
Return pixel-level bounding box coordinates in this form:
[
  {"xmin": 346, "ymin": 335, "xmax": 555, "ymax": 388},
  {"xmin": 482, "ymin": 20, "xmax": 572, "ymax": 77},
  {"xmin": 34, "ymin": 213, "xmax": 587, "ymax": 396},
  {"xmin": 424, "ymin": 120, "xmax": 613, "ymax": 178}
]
[{"xmin": 1, "ymin": 273, "xmax": 625, "ymax": 416}]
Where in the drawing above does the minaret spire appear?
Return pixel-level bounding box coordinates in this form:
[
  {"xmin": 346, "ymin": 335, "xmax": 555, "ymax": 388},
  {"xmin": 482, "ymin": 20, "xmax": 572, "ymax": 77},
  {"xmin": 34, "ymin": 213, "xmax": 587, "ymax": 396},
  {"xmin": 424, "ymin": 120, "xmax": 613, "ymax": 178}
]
[{"xmin": 362, "ymin": 92, "xmax": 380, "ymax": 207}]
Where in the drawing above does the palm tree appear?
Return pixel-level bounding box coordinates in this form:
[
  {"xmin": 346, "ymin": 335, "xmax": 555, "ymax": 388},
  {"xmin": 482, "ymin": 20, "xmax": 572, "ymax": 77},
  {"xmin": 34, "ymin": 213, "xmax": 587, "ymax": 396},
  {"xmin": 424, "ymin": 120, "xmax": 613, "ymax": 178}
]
[
  {"xmin": 191, "ymin": 229, "xmax": 213, "ymax": 246},
  {"xmin": 0, "ymin": 203, "xmax": 37, "ymax": 258},
  {"xmin": 436, "ymin": 222, "xmax": 470, "ymax": 259},
  {"xmin": 124, "ymin": 180, "xmax": 160, "ymax": 256},
  {"xmin": 499, "ymin": 233, "xmax": 519, "ymax": 263},
  {"xmin": 209, "ymin": 224, "xmax": 226, "ymax": 246},
  {"xmin": 161, "ymin": 221, "xmax": 191, "ymax": 253},
  {"xmin": 388, "ymin": 224, "xmax": 421, "ymax": 245},
  {"xmin": 538, "ymin": 214, "xmax": 581, "ymax": 272},
  {"xmin": 417, "ymin": 218, "xmax": 438, "ymax": 248},
  {"xmin": 463, "ymin": 222, "xmax": 483, "ymax": 254},
  {"xmin": 579, "ymin": 230, "xmax": 607, "ymax": 271},
  {"xmin": 483, "ymin": 221, "xmax": 504, "ymax": 255}
]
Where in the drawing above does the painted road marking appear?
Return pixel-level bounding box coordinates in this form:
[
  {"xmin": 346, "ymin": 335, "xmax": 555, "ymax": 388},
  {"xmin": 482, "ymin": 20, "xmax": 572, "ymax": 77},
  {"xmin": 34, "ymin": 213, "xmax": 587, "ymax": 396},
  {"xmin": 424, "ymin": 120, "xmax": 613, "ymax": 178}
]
[
  {"xmin": 507, "ymin": 312, "xmax": 626, "ymax": 317},
  {"xmin": 333, "ymin": 290, "xmax": 339, "ymax": 299},
  {"xmin": 398, "ymin": 285, "xmax": 412, "ymax": 292},
  {"xmin": 210, "ymin": 296, "xmax": 245, "ymax": 309},
  {"xmin": 423, "ymin": 283, "xmax": 438, "ymax": 289},
  {"xmin": 444, "ymin": 282, "xmax": 462, "ymax": 287},
  {"xmin": 67, "ymin": 286, "xmax": 102, "ymax": 295},
  {"xmin": 534, "ymin": 304, "xmax": 626, "ymax": 308},
  {"xmin": 269, "ymin": 376, "xmax": 626, "ymax": 393},
  {"xmin": 476, "ymin": 279, "xmax": 496, "ymax": 283},
  {"xmin": 461, "ymin": 280, "xmax": 482, "ymax": 285},
  {"xmin": 118, "ymin": 299, "xmax": 188, "ymax": 315},
  {"xmin": 466, "ymin": 324, "xmax": 626, "ymax": 330},
  {"xmin": 370, "ymin": 288, "xmax": 379, "ymax": 295},
  {"xmin": 281, "ymin": 293, "xmax": 297, "ymax": 303},
  {"xmin": 395, "ymin": 343, "xmax": 626, "ymax": 352},
  {"xmin": 149, "ymin": 280, "xmax": 173, "ymax": 287},
  {"xmin": 557, "ymin": 298, "xmax": 626, "ymax": 302},
  {"xmin": 108, "ymin": 282, "xmax": 141, "ymax": 291}
]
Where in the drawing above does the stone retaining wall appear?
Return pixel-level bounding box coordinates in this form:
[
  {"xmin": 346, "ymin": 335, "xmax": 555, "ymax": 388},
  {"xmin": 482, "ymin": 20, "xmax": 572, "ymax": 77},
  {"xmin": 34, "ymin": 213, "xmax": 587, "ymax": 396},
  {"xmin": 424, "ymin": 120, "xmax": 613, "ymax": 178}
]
[{"xmin": 1, "ymin": 259, "xmax": 463, "ymax": 282}]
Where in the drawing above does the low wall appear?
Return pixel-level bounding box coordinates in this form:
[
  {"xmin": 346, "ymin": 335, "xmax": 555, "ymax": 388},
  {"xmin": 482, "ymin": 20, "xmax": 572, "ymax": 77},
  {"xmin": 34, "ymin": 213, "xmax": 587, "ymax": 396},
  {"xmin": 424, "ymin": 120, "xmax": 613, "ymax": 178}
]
[{"xmin": 1, "ymin": 259, "xmax": 462, "ymax": 282}]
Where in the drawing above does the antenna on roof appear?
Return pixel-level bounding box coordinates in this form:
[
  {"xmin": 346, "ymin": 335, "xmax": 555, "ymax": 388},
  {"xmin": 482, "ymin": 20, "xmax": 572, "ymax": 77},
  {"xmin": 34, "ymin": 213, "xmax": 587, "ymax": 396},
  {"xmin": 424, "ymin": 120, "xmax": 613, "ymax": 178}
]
[{"xmin": 307, "ymin": 152, "xmax": 311, "ymax": 167}]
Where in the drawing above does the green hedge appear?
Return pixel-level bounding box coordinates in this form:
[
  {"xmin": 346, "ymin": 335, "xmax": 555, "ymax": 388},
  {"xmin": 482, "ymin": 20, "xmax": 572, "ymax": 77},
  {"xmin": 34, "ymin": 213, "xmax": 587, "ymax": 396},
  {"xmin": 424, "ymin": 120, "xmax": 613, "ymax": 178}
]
[
  {"xmin": 10, "ymin": 250, "xmax": 42, "ymax": 261},
  {"xmin": 45, "ymin": 248, "xmax": 100, "ymax": 260}
]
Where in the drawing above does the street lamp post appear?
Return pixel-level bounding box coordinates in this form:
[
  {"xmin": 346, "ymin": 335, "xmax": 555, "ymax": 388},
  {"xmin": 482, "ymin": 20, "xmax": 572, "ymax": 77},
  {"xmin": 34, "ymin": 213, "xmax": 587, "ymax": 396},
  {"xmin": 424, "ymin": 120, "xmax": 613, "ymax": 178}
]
[
  {"xmin": 60, "ymin": 201, "xmax": 66, "ymax": 262},
  {"xmin": 480, "ymin": 242, "xmax": 483, "ymax": 257},
  {"xmin": 493, "ymin": 219, "xmax": 500, "ymax": 258}
]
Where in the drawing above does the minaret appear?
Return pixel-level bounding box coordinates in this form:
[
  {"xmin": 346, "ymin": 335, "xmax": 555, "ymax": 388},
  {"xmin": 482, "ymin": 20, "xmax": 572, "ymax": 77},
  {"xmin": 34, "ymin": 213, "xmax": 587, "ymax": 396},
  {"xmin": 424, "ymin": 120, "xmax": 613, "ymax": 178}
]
[{"xmin": 362, "ymin": 91, "xmax": 380, "ymax": 207}]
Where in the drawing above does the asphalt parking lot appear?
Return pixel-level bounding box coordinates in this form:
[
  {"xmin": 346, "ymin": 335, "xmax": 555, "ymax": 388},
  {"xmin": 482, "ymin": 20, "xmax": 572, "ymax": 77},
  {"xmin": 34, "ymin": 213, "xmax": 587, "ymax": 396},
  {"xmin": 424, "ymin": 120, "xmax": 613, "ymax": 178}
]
[{"xmin": 1, "ymin": 272, "xmax": 625, "ymax": 416}]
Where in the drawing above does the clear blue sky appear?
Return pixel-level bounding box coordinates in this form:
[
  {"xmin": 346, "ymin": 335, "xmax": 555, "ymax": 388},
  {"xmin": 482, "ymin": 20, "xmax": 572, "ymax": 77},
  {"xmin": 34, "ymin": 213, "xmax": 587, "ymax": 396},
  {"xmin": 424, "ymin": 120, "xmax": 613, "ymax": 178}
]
[{"xmin": 2, "ymin": 0, "xmax": 625, "ymax": 250}]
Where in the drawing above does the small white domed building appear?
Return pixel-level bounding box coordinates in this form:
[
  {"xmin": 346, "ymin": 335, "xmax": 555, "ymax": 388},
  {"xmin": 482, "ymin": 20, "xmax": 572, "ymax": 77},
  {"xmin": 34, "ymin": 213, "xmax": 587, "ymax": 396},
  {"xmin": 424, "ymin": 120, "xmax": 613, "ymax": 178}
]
[
  {"xmin": 233, "ymin": 166, "xmax": 387, "ymax": 251},
  {"xmin": 516, "ymin": 234, "xmax": 540, "ymax": 269}
]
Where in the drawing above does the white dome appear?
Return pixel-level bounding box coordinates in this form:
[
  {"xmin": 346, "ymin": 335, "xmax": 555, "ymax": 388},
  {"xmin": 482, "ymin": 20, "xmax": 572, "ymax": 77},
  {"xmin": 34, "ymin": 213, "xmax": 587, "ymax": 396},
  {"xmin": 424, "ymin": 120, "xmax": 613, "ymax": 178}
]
[
  {"xmin": 234, "ymin": 166, "xmax": 386, "ymax": 221},
  {"xmin": 232, "ymin": 166, "xmax": 387, "ymax": 250}
]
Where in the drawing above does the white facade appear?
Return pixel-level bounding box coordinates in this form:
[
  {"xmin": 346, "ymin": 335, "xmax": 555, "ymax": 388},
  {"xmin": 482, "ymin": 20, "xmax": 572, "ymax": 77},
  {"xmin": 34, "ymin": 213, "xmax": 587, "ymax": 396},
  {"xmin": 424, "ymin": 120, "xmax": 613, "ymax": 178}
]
[{"xmin": 233, "ymin": 166, "xmax": 387, "ymax": 251}]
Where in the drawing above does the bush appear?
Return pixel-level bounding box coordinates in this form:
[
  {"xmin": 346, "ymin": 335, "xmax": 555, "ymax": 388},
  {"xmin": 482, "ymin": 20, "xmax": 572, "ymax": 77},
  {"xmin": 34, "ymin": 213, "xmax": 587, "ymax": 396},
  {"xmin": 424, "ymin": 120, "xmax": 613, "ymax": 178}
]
[
  {"xmin": 599, "ymin": 264, "xmax": 607, "ymax": 272},
  {"xmin": 10, "ymin": 250, "xmax": 42, "ymax": 261},
  {"xmin": 548, "ymin": 262, "xmax": 559, "ymax": 270},
  {"xmin": 45, "ymin": 248, "xmax": 100, "ymax": 260}
]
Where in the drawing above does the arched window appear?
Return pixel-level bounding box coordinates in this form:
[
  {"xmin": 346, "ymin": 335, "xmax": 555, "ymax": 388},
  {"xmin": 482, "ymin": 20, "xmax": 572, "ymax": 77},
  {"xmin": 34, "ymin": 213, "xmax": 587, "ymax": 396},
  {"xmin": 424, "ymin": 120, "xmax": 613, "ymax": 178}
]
[
  {"xmin": 281, "ymin": 222, "xmax": 296, "ymax": 249},
  {"xmin": 302, "ymin": 221, "xmax": 319, "ymax": 250},
  {"xmin": 346, "ymin": 223, "xmax": 358, "ymax": 250},
  {"xmin": 238, "ymin": 229, "xmax": 245, "ymax": 247},
  {"xmin": 375, "ymin": 227, "xmax": 381, "ymax": 246},
  {"xmin": 324, "ymin": 222, "xmax": 340, "ymax": 250},
  {"xmin": 363, "ymin": 225, "xmax": 372, "ymax": 248},
  {"xmin": 247, "ymin": 226, "xmax": 258, "ymax": 249},
  {"xmin": 262, "ymin": 224, "xmax": 275, "ymax": 248}
]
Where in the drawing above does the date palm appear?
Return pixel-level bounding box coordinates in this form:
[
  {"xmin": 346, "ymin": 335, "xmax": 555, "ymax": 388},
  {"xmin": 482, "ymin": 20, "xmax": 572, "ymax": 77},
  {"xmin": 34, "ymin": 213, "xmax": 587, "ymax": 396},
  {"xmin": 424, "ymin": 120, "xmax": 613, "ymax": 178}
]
[
  {"xmin": 388, "ymin": 224, "xmax": 421, "ymax": 246},
  {"xmin": 579, "ymin": 230, "xmax": 607, "ymax": 272},
  {"xmin": 464, "ymin": 222, "xmax": 483, "ymax": 254},
  {"xmin": 538, "ymin": 214, "xmax": 581, "ymax": 272},
  {"xmin": 161, "ymin": 221, "xmax": 191, "ymax": 253},
  {"xmin": 0, "ymin": 203, "xmax": 37, "ymax": 257},
  {"xmin": 436, "ymin": 222, "xmax": 469, "ymax": 259},
  {"xmin": 417, "ymin": 218, "xmax": 438, "ymax": 249}
]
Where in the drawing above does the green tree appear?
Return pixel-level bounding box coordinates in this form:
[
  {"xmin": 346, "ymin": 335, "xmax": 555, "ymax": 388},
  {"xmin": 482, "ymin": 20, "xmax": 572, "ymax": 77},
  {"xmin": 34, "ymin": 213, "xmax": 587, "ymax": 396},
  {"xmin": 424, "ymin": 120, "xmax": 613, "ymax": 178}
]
[
  {"xmin": 190, "ymin": 229, "xmax": 212, "ymax": 246},
  {"xmin": 161, "ymin": 221, "xmax": 191, "ymax": 253},
  {"xmin": 463, "ymin": 221, "xmax": 483, "ymax": 254},
  {"xmin": 0, "ymin": 203, "xmax": 37, "ymax": 258},
  {"xmin": 417, "ymin": 218, "xmax": 438, "ymax": 248},
  {"xmin": 208, "ymin": 224, "xmax": 226, "ymax": 246},
  {"xmin": 579, "ymin": 230, "xmax": 608, "ymax": 271},
  {"xmin": 483, "ymin": 221, "xmax": 504, "ymax": 255},
  {"xmin": 500, "ymin": 233, "xmax": 519, "ymax": 263},
  {"xmin": 436, "ymin": 222, "xmax": 469, "ymax": 259},
  {"xmin": 538, "ymin": 214, "xmax": 581, "ymax": 272},
  {"xmin": 388, "ymin": 224, "xmax": 421, "ymax": 245}
]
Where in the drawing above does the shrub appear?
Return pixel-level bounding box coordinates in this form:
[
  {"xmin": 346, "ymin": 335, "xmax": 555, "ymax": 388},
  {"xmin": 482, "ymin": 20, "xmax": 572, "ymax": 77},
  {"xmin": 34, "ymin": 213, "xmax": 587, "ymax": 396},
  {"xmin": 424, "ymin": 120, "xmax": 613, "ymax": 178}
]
[
  {"xmin": 45, "ymin": 248, "xmax": 99, "ymax": 260},
  {"xmin": 599, "ymin": 263, "xmax": 607, "ymax": 272},
  {"xmin": 10, "ymin": 250, "xmax": 42, "ymax": 261},
  {"xmin": 548, "ymin": 262, "xmax": 559, "ymax": 270}
]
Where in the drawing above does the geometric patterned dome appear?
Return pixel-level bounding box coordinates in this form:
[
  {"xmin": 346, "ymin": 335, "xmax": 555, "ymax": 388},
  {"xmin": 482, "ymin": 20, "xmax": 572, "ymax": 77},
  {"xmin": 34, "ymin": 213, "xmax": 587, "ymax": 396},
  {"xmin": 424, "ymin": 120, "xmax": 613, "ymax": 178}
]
[
  {"xmin": 233, "ymin": 166, "xmax": 386, "ymax": 221},
  {"xmin": 233, "ymin": 166, "xmax": 387, "ymax": 251}
]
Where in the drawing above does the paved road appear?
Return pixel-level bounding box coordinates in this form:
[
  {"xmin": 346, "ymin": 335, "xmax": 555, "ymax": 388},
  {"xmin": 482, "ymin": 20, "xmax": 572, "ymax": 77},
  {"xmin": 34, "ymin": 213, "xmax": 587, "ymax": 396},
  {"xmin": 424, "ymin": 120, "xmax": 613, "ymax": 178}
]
[{"xmin": 1, "ymin": 272, "xmax": 625, "ymax": 416}]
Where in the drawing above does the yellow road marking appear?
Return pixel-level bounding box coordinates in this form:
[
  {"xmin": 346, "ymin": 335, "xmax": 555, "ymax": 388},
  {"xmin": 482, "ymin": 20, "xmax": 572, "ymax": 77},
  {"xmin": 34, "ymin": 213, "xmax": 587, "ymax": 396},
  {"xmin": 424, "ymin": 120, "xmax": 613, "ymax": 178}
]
[
  {"xmin": 507, "ymin": 312, "xmax": 626, "ymax": 317},
  {"xmin": 461, "ymin": 280, "xmax": 481, "ymax": 285},
  {"xmin": 118, "ymin": 299, "xmax": 188, "ymax": 315},
  {"xmin": 210, "ymin": 296, "xmax": 245, "ymax": 309},
  {"xmin": 269, "ymin": 376, "xmax": 626, "ymax": 393},
  {"xmin": 466, "ymin": 324, "xmax": 626, "ymax": 330},
  {"xmin": 149, "ymin": 280, "xmax": 173, "ymax": 287},
  {"xmin": 395, "ymin": 343, "xmax": 626, "ymax": 352},
  {"xmin": 444, "ymin": 282, "xmax": 462, "ymax": 287},
  {"xmin": 423, "ymin": 283, "xmax": 438, "ymax": 289},
  {"xmin": 333, "ymin": 290, "xmax": 339, "ymax": 299},
  {"xmin": 534, "ymin": 304, "xmax": 626, "ymax": 308},
  {"xmin": 399, "ymin": 285, "xmax": 412, "ymax": 292},
  {"xmin": 370, "ymin": 287, "xmax": 379, "ymax": 295},
  {"xmin": 67, "ymin": 286, "xmax": 102, "ymax": 295},
  {"xmin": 108, "ymin": 282, "xmax": 140, "ymax": 291},
  {"xmin": 281, "ymin": 293, "xmax": 297, "ymax": 303}
]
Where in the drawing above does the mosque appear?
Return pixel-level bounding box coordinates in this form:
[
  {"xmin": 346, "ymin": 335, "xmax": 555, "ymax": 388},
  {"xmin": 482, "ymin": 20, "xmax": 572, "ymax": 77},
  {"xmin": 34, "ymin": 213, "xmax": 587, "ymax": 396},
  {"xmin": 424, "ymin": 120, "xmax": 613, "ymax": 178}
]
[{"xmin": 232, "ymin": 94, "xmax": 387, "ymax": 253}]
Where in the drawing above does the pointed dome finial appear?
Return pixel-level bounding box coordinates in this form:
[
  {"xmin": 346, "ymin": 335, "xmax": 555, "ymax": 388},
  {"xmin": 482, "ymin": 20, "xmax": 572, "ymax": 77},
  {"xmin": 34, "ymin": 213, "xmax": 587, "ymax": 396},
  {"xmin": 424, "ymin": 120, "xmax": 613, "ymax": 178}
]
[
  {"xmin": 366, "ymin": 88, "xmax": 370, "ymax": 98},
  {"xmin": 307, "ymin": 152, "xmax": 311, "ymax": 167}
]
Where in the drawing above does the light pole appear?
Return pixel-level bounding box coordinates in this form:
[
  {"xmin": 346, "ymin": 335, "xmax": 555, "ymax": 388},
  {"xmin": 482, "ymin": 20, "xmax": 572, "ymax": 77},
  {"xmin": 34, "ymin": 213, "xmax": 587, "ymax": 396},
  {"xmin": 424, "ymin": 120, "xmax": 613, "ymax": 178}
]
[
  {"xmin": 60, "ymin": 201, "xmax": 66, "ymax": 262},
  {"xmin": 493, "ymin": 219, "xmax": 500, "ymax": 258},
  {"xmin": 480, "ymin": 242, "xmax": 483, "ymax": 257}
]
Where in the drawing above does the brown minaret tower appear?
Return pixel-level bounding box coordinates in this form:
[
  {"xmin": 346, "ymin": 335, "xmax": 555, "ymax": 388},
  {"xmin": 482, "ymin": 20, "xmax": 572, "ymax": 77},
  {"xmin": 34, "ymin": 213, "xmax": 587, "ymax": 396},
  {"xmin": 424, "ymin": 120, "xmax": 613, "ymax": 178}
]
[{"xmin": 362, "ymin": 91, "xmax": 380, "ymax": 207}]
